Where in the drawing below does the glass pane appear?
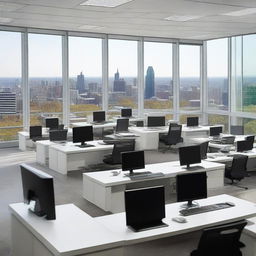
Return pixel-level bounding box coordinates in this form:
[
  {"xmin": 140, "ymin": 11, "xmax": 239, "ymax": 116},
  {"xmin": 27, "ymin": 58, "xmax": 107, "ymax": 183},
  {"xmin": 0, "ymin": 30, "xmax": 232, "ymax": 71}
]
[
  {"xmin": 180, "ymin": 114, "xmax": 202, "ymax": 125},
  {"xmin": 0, "ymin": 31, "xmax": 22, "ymax": 141},
  {"xmin": 208, "ymin": 114, "xmax": 229, "ymax": 133},
  {"xmin": 28, "ymin": 33, "xmax": 62, "ymax": 125},
  {"xmin": 144, "ymin": 42, "xmax": 173, "ymax": 117},
  {"xmin": 179, "ymin": 45, "xmax": 200, "ymax": 111},
  {"xmin": 207, "ymin": 39, "xmax": 228, "ymax": 111},
  {"xmin": 108, "ymin": 39, "xmax": 138, "ymax": 118},
  {"xmin": 69, "ymin": 37, "xmax": 102, "ymax": 125},
  {"xmin": 231, "ymin": 117, "xmax": 256, "ymax": 135}
]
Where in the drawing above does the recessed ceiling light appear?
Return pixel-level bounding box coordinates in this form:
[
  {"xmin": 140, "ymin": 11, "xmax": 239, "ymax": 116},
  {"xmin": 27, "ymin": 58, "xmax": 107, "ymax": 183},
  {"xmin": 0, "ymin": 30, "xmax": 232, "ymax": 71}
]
[
  {"xmin": 80, "ymin": 0, "xmax": 134, "ymax": 8},
  {"xmin": 0, "ymin": 17, "xmax": 13, "ymax": 23},
  {"xmin": 223, "ymin": 8, "xmax": 256, "ymax": 16},
  {"xmin": 165, "ymin": 15, "xmax": 201, "ymax": 22},
  {"xmin": 78, "ymin": 24, "xmax": 104, "ymax": 30}
]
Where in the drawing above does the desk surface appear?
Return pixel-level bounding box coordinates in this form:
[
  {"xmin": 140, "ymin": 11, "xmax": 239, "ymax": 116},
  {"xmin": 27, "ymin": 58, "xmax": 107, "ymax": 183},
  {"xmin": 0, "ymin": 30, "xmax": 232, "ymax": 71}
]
[
  {"xmin": 72, "ymin": 121, "xmax": 116, "ymax": 128},
  {"xmin": 19, "ymin": 128, "xmax": 72, "ymax": 138},
  {"xmin": 96, "ymin": 194, "xmax": 256, "ymax": 244},
  {"xmin": 83, "ymin": 160, "xmax": 225, "ymax": 187}
]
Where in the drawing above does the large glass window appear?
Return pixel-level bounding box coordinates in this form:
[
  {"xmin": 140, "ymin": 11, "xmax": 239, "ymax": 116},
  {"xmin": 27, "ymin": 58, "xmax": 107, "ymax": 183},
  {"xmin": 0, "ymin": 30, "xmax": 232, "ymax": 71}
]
[
  {"xmin": 144, "ymin": 42, "xmax": 173, "ymax": 117},
  {"xmin": 208, "ymin": 114, "xmax": 229, "ymax": 133},
  {"xmin": 207, "ymin": 39, "xmax": 228, "ymax": 111},
  {"xmin": 231, "ymin": 117, "xmax": 256, "ymax": 134},
  {"xmin": 108, "ymin": 39, "xmax": 138, "ymax": 118},
  {"xmin": 28, "ymin": 33, "xmax": 62, "ymax": 125},
  {"xmin": 0, "ymin": 31, "xmax": 22, "ymax": 141},
  {"xmin": 69, "ymin": 36, "xmax": 102, "ymax": 124},
  {"xmin": 179, "ymin": 45, "xmax": 201, "ymax": 111}
]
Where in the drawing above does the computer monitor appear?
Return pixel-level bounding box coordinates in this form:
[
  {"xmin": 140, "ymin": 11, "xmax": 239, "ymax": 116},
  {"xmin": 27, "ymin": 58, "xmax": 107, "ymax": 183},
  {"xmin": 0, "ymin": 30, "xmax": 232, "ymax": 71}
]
[
  {"xmin": 237, "ymin": 140, "xmax": 253, "ymax": 152},
  {"xmin": 45, "ymin": 118, "xmax": 59, "ymax": 130},
  {"xmin": 179, "ymin": 145, "xmax": 201, "ymax": 169},
  {"xmin": 49, "ymin": 129, "xmax": 68, "ymax": 142},
  {"xmin": 246, "ymin": 135, "xmax": 255, "ymax": 145},
  {"xmin": 125, "ymin": 186, "xmax": 167, "ymax": 232},
  {"xmin": 147, "ymin": 116, "xmax": 165, "ymax": 127},
  {"xmin": 176, "ymin": 172, "xmax": 207, "ymax": 208},
  {"xmin": 187, "ymin": 117, "xmax": 199, "ymax": 127},
  {"xmin": 93, "ymin": 111, "xmax": 105, "ymax": 123},
  {"xmin": 210, "ymin": 126, "xmax": 223, "ymax": 137},
  {"xmin": 116, "ymin": 118, "xmax": 129, "ymax": 132},
  {"xmin": 72, "ymin": 126, "xmax": 93, "ymax": 146},
  {"xmin": 29, "ymin": 126, "xmax": 42, "ymax": 139},
  {"xmin": 231, "ymin": 125, "xmax": 244, "ymax": 135},
  {"xmin": 122, "ymin": 150, "xmax": 145, "ymax": 175},
  {"xmin": 121, "ymin": 108, "xmax": 132, "ymax": 118},
  {"xmin": 20, "ymin": 163, "xmax": 56, "ymax": 220}
]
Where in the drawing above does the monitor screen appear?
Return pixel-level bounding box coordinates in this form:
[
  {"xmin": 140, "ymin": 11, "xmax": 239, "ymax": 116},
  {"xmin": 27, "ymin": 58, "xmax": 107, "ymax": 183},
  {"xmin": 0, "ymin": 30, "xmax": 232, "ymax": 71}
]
[
  {"xmin": 210, "ymin": 126, "xmax": 223, "ymax": 137},
  {"xmin": 72, "ymin": 126, "xmax": 93, "ymax": 145},
  {"xmin": 45, "ymin": 118, "xmax": 59, "ymax": 130},
  {"xmin": 20, "ymin": 164, "xmax": 56, "ymax": 220},
  {"xmin": 176, "ymin": 172, "xmax": 207, "ymax": 206},
  {"xmin": 147, "ymin": 116, "xmax": 165, "ymax": 127},
  {"xmin": 121, "ymin": 108, "xmax": 132, "ymax": 118},
  {"xmin": 237, "ymin": 140, "xmax": 253, "ymax": 152},
  {"xmin": 93, "ymin": 111, "xmax": 105, "ymax": 122},
  {"xmin": 116, "ymin": 118, "xmax": 129, "ymax": 132},
  {"xmin": 125, "ymin": 186, "xmax": 166, "ymax": 230},
  {"xmin": 49, "ymin": 129, "xmax": 68, "ymax": 141},
  {"xmin": 179, "ymin": 145, "xmax": 201, "ymax": 168},
  {"xmin": 231, "ymin": 125, "xmax": 244, "ymax": 135},
  {"xmin": 29, "ymin": 126, "xmax": 42, "ymax": 139},
  {"xmin": 122, "ymin": 151, "xmax": 145, "ymax": 174},
  {"xmin": 187, "ymin": 117, "xmax": 199, "ymax": 127}
]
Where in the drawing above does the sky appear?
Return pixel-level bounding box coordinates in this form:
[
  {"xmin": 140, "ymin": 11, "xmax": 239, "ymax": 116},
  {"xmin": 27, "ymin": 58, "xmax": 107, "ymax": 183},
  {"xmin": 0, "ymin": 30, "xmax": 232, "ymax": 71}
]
[{"xmin": 0, "ymin": 30, "xmax": 252, "ymax": 78}]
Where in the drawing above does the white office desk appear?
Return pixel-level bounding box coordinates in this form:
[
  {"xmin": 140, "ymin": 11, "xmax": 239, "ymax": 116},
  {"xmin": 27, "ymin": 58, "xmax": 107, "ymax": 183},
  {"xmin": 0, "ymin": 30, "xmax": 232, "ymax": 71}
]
[
  {"xmin": 72, "ymin": 121, "xmax": 116, "ymax": 129},
  {"xmin": 36, "ymin": 140, "xmax": 56, "ymax": 166},
  {"xmin": 83, "ymin": 160, "xmax": 225, "ymax": 213},
  {"xmin": 49, "ymin": 141, "xmax": 113, "ymax": 174}
]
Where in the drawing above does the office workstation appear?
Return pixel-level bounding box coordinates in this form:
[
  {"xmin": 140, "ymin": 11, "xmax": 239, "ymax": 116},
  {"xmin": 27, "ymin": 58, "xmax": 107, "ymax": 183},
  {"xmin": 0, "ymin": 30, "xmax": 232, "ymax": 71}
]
[{"xmin": 3, "ymin": 1, "xmax": 256, "ymax": 255}]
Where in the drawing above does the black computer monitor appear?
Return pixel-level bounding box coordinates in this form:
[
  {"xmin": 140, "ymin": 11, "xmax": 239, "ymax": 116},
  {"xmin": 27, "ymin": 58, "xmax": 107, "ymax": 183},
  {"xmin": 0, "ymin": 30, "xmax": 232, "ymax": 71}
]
[
  {"xmin": 237, "ymin": 140, "xmax": 253, "ymax": 152},
  {"xmin": 121, "ymin": 108, "xmax": 132, "ymax": 118},
  {"xmin": 93, "ymin": 111, "xmax": 105, "ymax": 123},
  {"xmin": 45, "ymin": 118, "xmax": 59, "ymax": 130},
  {"xmin": 187, "ymin": 117, "xmax": 199, "ymax": 127},
  {"xmin": 72, "ymin": 126, "xmax": 93, "ymax": 146},
  {"xmin": 231, "ymin": 125, "xmax": 244, "ymax": 135},
  {"xmin": 20, "ymin": 164, "xmax": 56, "ymax": 220},
  {"xmin": 147, "ymin": 116, "xmax": 165, "ymax": 127},
  {"xmin": 210, "ymin": 126, "xmax": 223, "ymax": 137},
  {"xmin": 125, "ymin": 186, "xmax": 167, "ymax": 232},
  {"xmin": 49, "ymin": 129, "xmax": 68, "ymax": 142},
  {"xmin": 29, "ymin": 126, "xmax": 42, "ymax": 139},
  {"xmin": 116, "ymin": 118, "xmax": 129, "ymax": 132},
  {"xmin": 122, "ymin": 150, "xmax": 145, "ymax": 175},
  {"xmin": 176, "ymin": 172, "xmax": 207, "ymax": 208},
  {"xmin": 179, "ymin": 145, "xmax": 201, "ymax": 169}
]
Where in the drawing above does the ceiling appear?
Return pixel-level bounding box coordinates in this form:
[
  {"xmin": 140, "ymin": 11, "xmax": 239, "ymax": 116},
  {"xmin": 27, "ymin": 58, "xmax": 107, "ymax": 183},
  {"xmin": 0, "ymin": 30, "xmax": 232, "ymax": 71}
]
[{"xmin": 1, "ymin": 0, "xmax": 256, "ymax": 40}]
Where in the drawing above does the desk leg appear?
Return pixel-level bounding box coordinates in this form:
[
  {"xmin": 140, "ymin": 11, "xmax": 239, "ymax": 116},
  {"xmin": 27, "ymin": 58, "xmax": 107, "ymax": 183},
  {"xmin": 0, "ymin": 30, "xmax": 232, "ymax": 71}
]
[{"xmin": 207, "ymin": 168, "xmax": 224, "ymax": 189}]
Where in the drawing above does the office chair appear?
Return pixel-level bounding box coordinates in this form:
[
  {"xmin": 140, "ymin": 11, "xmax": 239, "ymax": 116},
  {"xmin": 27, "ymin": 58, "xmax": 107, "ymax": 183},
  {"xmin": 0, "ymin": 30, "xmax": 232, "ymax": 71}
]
[
  {"xmin": 231, "ymin": 125, "xmax": 244, "ymax": 135},
  {"xmin": 58, "ymin": 124, "xmax": 65, "ymax": 130},
  {"xmin": 246, "ymin": 135, "xmax": 255, "ymax": 145},
  {"xmin": 191, "ymin": 220, "xmax": 247, "ymax": 256},
  {"xmin": 103, "ymin": 140, "xmax": 135, "ymax": 165},
  {"xmin": 200, "ymin": 141, "xmax": 209, "ymax": 160},
  {"xmin": 159, "ymin": 124, "xmax": 183, "ymax": 152},
  {"xmin": 29, "ymin": 126, "xmax": 43, "ymax": 142},
  {"xmin": 115, "ymin": 118, "xmax": 129, "ymax": 133},
  {"xmin": 225, "ymin": 154, "xmax": 249, "ymax": 190}
]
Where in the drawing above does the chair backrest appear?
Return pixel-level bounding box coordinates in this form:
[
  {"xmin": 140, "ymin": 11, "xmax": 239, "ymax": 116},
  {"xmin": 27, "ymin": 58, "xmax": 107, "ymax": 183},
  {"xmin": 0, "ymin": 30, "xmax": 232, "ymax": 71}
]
[
  {"xmin": 231, "ymin": 125, "xmax": 244, "ymax": 135},
  {"xmin": 230, "ymin": 154, "xmax": 248, "ymax": 180},
  {"xmin": 195, "ymin": 220, "xmax": 247, "ymax": 256},
  {"xmin": 166, "ymin": 124, "xmax": 182, "ymax": 145},
  {"xmin": 112, "ymin": 141, "xmax": 135, "ymax": 163},
  {"xmin": 246, "ymin": 135, "xmax": 255, "ymax": 145},
  {"xmin": 58, "ymin": 124, "xmax": 65, "ymax": 130},
  {"xmin": 29, "ymin": 126, "xmax": 42, "ymax": 139},
  {"xmin": 116, "ymin": 118, "xmax": 129, "ymax": 132},
  {"xmin": 200, "ymin": 141, "xmax": 209, "ymax": 160}
]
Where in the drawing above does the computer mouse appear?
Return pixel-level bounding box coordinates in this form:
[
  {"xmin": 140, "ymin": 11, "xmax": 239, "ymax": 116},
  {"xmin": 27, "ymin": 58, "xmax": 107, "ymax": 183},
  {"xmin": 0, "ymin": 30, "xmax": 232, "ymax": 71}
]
[
  {"xmin": 226, "ymin": 202, "xmax": 235, "ymax": 207},
  {"xmin": 111, "ymin": 171, "xmax": 120, "ymax": 176},
  {"xmin": 172, "ymin": 217, "xmax": 187, "ymax": 223}
]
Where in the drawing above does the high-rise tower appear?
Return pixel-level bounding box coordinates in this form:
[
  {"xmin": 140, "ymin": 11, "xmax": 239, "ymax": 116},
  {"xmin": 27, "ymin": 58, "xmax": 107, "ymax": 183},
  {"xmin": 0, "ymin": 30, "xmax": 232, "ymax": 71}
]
[
  {"xmin": 113, "ymin": 69, "xmax": 126, "ymax": 92},
  {"xmin": 76, "ymin": 72, "xmax": 85, "ymax": 94},
  {"xmin": 145, "ymin": 66, "xmax": 155, "ymax": 99}
]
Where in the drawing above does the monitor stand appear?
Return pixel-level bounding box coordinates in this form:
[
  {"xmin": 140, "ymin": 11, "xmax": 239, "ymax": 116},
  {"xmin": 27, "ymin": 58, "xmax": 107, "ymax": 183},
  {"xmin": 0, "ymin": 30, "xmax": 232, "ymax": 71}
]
[
  {"xmin": 77, "ymin": 142, "xmax": 95, "ymax": 148},
  {"xmin": 185, "ymin": 164, "xmax": 204, "ymax": 171},
  {"xmin": 180, "ymin": 200, "xmax": 199, "ymax": 209},
  {"xmin": 28, "ymin": 198, "xmax": 44, "ymax": 217},
  {"xmin": 128, "ymin": 220, "xmax": 168, "ymax": 232}
]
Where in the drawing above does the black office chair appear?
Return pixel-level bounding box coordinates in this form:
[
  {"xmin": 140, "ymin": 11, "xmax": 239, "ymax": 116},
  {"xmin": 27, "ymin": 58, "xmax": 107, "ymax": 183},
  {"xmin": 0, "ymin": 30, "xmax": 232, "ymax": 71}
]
[
  {"xmin": 103, "ymin": 140, "xmax": 135, "ymax": 165},
  {"xmin": 191, "ymin": 220, "xmax": 247, "ymax": 256},
  {"xmin": 58, "ymin": 124, "xmax": 65, "ymax": 130},
  {"xmin": 29, "ymin": 126, "xmax": 43, "ymax": 142},
  {"xmin": 225, "ymin": 154, "xmax": 249, "ymax": 189},
  {"xmin": 246, "ymin": 135, "xmax": 255, "ymax": 145},
  {"xmin": 200, "ymin": 141, "xmax": 209, "ymax": 160},
  {"xmin": 159, "ymin": 124, "xmax": 183, "ymax": 152}
]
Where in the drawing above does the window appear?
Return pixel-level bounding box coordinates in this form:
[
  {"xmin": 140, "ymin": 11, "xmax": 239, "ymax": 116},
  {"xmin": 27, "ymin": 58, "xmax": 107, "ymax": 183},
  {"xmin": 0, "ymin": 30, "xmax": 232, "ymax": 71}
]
[
  {"xmin": 108, "ymin": 39, "xmax": 138, "ymax": 117},
  {"xmin": 179, "ymin": 45, "xmax": 201, "ymax": 111},
  {"xmin": 69, "ymin": 36, "xmax": 102, "ymax": 124},
  {"xmin": 231, "ymin": 117, "xmax": 256, "ymax": 134},
  {"xmin": 208, "ymin": 114, "xmax": 229, "ymax": 133},
  {"xmin": 0, "ymin": 31, "xmax": 22, "ymax": 141},
  {"xmin": 207, "ymin": 39, "xmax": 228, "ymax": 111},
  {"xmin": 144, "ymin": 42, "xmax": 173, "ymax": 116},
  {"xmin": 28, "ymin": 33, "xmax": 62, "ymax": 125}
]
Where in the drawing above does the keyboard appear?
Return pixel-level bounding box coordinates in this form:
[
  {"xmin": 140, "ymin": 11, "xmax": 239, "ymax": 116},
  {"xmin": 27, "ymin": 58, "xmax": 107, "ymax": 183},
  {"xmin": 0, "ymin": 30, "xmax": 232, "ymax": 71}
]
[
  {"xmin": 179, "ymin": 202, "xmax": 234, "ymax": 216},
  {"xmin": 129, "ymin": 172, "xmax": 164, "ymax": 180}
]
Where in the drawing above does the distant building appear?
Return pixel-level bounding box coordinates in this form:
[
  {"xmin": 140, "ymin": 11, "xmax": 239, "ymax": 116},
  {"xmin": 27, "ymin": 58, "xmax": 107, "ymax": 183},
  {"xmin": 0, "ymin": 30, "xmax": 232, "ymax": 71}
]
[
  {"xmin": 76, "ymin": 72, "xmax": 85, "ymax": 94},
  {"xmin": 145, "ymin": 66, "xmax": 155, "ymax": 99},
  {"xmin": 243, "ymin": 85, "xmax": 256, "ymax": 106},
  {"xmin": 113, "ymin": 69, "xmax": 126, "ymax": 92},
  {"xmin": 0, "ymin": 89, "xmax": 16, "ymax": 114}
]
